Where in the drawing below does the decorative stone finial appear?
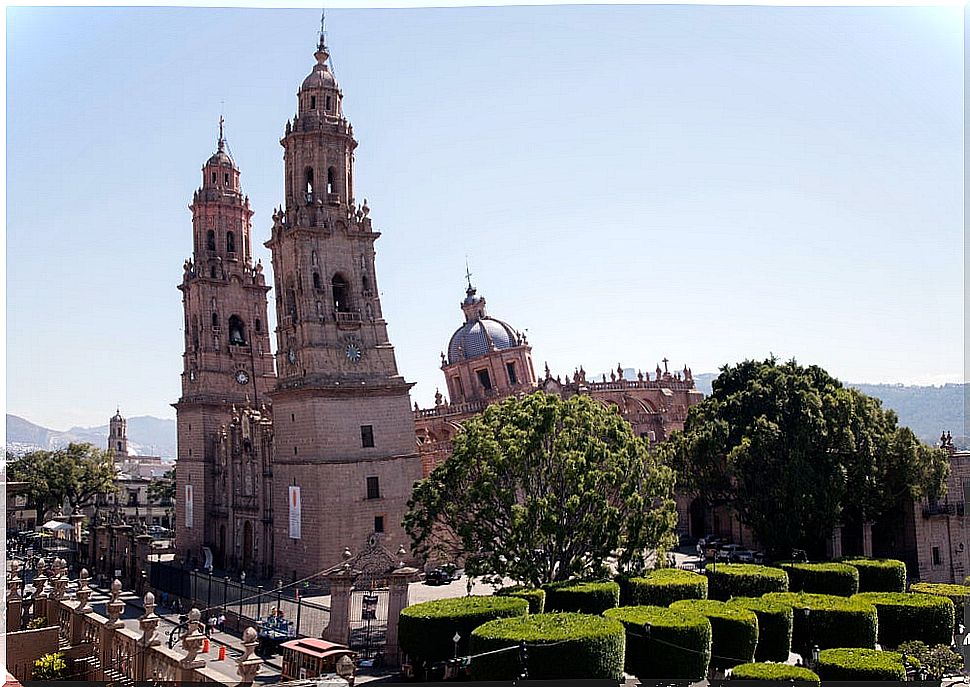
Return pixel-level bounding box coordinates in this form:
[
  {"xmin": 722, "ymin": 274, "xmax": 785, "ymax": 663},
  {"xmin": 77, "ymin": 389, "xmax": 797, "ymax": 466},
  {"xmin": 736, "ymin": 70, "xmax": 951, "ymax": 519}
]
[
  {"xmin": 7, "ymin": 561, "xmax": 22, "ymax": 602},
  {"xmin": 236, "ymin": 626, "xmax": 262, "ymax": 683},
  {"xmin": 180, "ymin": 608, "xmax": 207, "ymax": 668},
  {"xmin": 75, "ymin": 569, "xmax": 93, "ymax": 613},
  {"xmin": 139, "ymin": 592, "xmax": 161, "ymax": 647},
  {"xmin": 107, "ymin": 579, "xmax": 125, "ymax": 627}
]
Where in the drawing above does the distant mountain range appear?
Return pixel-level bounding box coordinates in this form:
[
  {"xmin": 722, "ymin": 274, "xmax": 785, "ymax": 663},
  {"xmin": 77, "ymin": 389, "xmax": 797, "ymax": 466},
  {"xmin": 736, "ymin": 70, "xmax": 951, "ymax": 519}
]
[
  {"xmin": 6, "ymin": 377, "xmax": 966, "ymax": 456},
  {"xmin": 5, "ymin": 414, "xmax": 177, "ymax": 459}
]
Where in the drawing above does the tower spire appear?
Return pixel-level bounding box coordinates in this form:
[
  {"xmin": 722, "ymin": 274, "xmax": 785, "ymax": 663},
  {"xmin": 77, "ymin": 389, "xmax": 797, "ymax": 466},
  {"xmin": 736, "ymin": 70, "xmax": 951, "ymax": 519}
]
[
  {"xmin": 465, "ymin": 258, "xmax": 474, "ymax": 292},
  {"xmin": 318, "ymin": 9, "xmax": 327, "ymax": 50},
  {"xmin": 218, "ymin": 114, "xmax": 225, "ymax": 152}
]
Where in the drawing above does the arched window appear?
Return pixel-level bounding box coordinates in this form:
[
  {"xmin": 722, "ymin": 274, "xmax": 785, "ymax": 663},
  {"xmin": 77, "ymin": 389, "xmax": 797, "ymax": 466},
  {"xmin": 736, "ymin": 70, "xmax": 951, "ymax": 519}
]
[
  {"xmin": 211, "ymin": 312, "xmax": 219, "ymax": 329},
  {"xmin": 304, "ymin": 167, "xmax": 314, "ymax": 196},
  {"xmin": 228, "ymin": 315, "xmax": 246, "ymax": 345},
  {"xmin": 206, "ymin": 230, "xmax": 216, "ymax": 251},
  {"xmin": 362, "ymin": 274, "xmax": 371, "ymax": 293},
  {"xmin": 312, "ymin": 272, "xmax": 322, "ymax": 290},
  {"xmin": 311, "ymin": 251, "xmax": 318, "ymax": 265},
  {"xmin": 210, "ymin": 266, "xmax": 218, "ymax": 279},
  {"xmin": 310, "ymin": 95, "xmax": 316, "ymax": 110},
  {"xmin": 227, "ymin": 231, "xmax": 236, "ymax": 254},
  {"xmin": 327, "ymin": 167, "xmax": 336, "ymax": 194},
  {"xmin": 117, "ymin": 441, "xmax": 122, "ymax": 452},
  {"xmin": 332, "ymin": 273, "xmax": 350, "ymax": 312},
  {"xmin": 255, "ymin": 318, "xmax": 262, "ymax": 333}
]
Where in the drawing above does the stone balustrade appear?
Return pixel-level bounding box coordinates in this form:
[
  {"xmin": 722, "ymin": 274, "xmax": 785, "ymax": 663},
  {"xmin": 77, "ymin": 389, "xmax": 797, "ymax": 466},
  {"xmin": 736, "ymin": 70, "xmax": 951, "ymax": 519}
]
[{"xmin": 4, "ymin": 564, "xmax": 265, "ymax": 685}]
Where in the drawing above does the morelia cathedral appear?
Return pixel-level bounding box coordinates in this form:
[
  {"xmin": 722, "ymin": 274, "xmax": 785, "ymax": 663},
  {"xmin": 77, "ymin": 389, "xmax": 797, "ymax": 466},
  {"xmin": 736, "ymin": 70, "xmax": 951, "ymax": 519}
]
[{"xmin": 174, "ymin": 22, "xmax": 702, "ymax": 582}]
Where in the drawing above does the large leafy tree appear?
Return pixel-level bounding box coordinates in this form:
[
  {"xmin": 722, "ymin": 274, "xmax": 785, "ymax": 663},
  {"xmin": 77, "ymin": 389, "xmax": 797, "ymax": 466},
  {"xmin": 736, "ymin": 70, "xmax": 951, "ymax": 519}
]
[
  {"xmin": 147, "ymin": 468, "xmax": 176, "ymax": 505},
  {"xmin": 7, "ymin": 443, "xmax": 117, "ymax": 517},
  {"xmin": 665, "ymin": 358, "xmax": 949, "ymax": 557},
  {"xmin": 404, "ymin": 391, "xmax": 678, "ymax": 586}
]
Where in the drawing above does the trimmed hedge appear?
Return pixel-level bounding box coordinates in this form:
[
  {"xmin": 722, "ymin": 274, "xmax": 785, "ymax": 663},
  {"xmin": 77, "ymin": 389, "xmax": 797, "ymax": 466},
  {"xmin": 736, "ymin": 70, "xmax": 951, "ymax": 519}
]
[
  {"xmin": 729, "ymin": 663, "xmax": 820, "ymax": 683},
  {"xmin": 728, "ymin": 597, "xmax": 793, "ymax": 662},
  {"xmin": 815, "ymin": 648, "xmax": 906, "ymax": 681},
  {"xmin": 619, "ymin": 569, "xmax": 708, "ymax": 607},
  {"xmin": 781, "ymin": 562, "xmax": 859, "ymax": 596},
  {"xmin": 910, "ymin": 583, "xmax": 968, "ymax": 632},
  {"xmin": 543, "ymin": 579, "xmax": 620, "ymax": 615},
  {"xmin": 604, "ymin": 605, "xmax": 711, "ymax": 679},
  {"xmin": 841, "ymin": 558, "xmax": 907, "ymax": 593},
  {"xmin": 763, "ymin": 592, "xmax": 877, "ymax": 653},
  {"xmin": 670, "ymin": 599, "xmax": 758, "ymax": 669},
  {"xmin": 706, "ymin": 564, "xmax": 789, "ymax": 601},
  {"xmin": 399, "ymin": 596, "xmax": 528, "ymax": 664},
  {"xmin": 495, "ymin": 585, "xmax": 546, "ymax": 614},
  {"xmin": 469, "ymin": 612, "xmax": 625, "ymax": 681},
  {"xmin": 852, "ymin": 592, "xmax": 955, "ymax": 649}
]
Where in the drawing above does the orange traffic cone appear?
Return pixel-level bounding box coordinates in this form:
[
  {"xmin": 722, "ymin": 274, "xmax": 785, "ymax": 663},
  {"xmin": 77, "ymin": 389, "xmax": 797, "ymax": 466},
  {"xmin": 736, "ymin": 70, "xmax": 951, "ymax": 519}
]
[
  {"xmin": 218, "ymin": 645, "xmax": 227, "ymax": 661},
  {"xmin": 203, "ymin": 638, "xmax": 210, "ymax": 653}
]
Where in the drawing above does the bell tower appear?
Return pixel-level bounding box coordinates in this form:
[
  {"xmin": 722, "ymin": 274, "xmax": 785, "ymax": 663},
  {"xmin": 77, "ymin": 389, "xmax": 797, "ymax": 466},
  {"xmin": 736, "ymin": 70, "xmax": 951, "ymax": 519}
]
[
  {"xmin": 174, "ymin": 120, "xmax": 276, "ymax": 565},
  {"xmin": 266, "ymin": 19, "xmax": 422, "ymax": 578},
  {"xmin": 108, "ymin": 408, "xmax": 128, "ymax": 460}
]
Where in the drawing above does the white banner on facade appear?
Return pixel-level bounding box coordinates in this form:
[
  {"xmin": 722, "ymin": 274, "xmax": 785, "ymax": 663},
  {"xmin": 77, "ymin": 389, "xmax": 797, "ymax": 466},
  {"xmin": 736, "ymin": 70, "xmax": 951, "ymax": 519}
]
[
  {"xmin": 289, "ymin": 486, "xmax": 302, "ymax": 539},
  {"xmin": 185, "ymin": 484, "xmax": 194, "ymax": 529}
]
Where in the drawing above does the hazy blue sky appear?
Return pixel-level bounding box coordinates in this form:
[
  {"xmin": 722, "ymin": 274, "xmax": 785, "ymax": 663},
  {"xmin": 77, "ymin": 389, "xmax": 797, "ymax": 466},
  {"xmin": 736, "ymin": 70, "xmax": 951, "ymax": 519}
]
[{"xmin": 6, "ymin": 3, "xmax": 964, "ymax": 430}]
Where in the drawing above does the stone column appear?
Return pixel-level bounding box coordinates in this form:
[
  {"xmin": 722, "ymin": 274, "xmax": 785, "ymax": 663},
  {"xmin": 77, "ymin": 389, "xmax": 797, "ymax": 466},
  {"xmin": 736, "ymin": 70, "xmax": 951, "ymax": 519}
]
[
  {"xmin": 862, "ymin": 521, "xmax": 874, "ymax": 558},
  {"xmin": 178, "ymin": 608, "xmax": 207, "ymax": 681},
  {"xmin": 136, "ymin": 591, "xmax": 162, "ymax": 680},
  {"xmin": 70, "ymin": 568, "xmax": 93, "ymax": 646},
  {"xmin": 384, "ymin": 567, "xmax": 419, "ymax": 667},
  {"xmin": 826, "ymin": 525, "xmax": 843, "ymax": 560},
  {"xmin": 7, "ymin": 561, "xmax": 23, "ymax": 632},
  {"xmin": 322, "ymin": 568, "xmax": 357, "ymax": 645},
  {"xmin": 236, "ymin": 627, "xmax": 263, "ymax": 685}
]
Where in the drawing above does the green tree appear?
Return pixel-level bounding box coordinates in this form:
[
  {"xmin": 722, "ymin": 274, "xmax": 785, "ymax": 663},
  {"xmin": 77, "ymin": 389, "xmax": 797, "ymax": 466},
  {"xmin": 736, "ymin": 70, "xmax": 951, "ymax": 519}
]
[
  {"xmin": 147, "ymin": 468, "xmax": 176, "ymax": 505},
  {"xmin": 7, "ymin": 443, "xmax": 117, "ymax": 517},
  {"xmin": 665, "ymin": 358, "xmax": 948, "ymax": 557},
  {"xmin": 404, "ymin": 392, "xmax": 678, "ymax": 586}
]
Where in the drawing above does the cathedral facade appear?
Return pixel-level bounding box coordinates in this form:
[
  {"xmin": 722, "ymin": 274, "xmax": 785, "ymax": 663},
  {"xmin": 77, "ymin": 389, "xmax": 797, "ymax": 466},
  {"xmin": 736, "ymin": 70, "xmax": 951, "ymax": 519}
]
[{"xmin": 174, "ymin": 27, "xmax": 421, "ymax": 582}]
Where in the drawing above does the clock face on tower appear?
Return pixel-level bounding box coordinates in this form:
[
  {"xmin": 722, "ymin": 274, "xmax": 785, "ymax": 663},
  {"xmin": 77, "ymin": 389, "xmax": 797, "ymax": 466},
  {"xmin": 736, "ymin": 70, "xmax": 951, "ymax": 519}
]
[
  {"xmin": 345, "ymin": 341, "xmax": 362, "ymax": 364},
  {"xmin": 235, "ymin": 370, "xmax": 250, "ymax": 385}
]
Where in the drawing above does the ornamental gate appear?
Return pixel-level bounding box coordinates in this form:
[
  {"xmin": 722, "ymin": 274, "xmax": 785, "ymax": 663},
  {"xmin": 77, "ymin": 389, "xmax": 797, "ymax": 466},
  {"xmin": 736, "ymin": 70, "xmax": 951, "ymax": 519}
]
[{"xmin": 345, "ymin": 536, "xmax": 398, "ymax": 662}]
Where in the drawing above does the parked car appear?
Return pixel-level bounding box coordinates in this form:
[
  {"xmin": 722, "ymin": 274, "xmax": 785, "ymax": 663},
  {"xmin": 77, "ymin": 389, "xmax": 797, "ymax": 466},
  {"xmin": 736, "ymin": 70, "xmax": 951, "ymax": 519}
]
[
  {"xmin": 716, "ymin": 544, "xmax": 742, "ymax": 562},
  {"xmin": 439, "ymin": 563, "xmax": 464, "ymax": 581},
  {"xmin": 424, "ymin": 568, "xmax": 453, "ymax": 586}
]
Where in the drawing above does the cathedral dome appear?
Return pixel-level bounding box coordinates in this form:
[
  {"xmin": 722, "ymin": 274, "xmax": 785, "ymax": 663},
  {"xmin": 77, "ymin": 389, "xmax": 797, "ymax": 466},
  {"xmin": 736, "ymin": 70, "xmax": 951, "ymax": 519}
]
[
  {"xmin": 447, "ymin": 318, "xmax": 520, "ymax": 364},
  {"xmin": 302, "ymin": 60, "xmax": 337, "ymax": 91},
  {"xmin": 206, "ymin": 148, "xmax": 234, "ymax": 168}
]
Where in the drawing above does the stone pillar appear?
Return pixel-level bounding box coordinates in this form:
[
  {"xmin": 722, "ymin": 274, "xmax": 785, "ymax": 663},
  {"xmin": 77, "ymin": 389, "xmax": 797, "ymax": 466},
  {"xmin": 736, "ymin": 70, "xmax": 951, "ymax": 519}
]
[
  {"xmin": 7, "ymin": 560, "xmax": 23, "ymax": 632},
  {"xmin": 70, "ymin": 569, "xmax": 93, "ymax": 646},
  {"xmin": 826, "ymin": 525, "xmax": 843, "ymax": 560},
  {"xmin": 862, "ymin": 521, "xmax": 874, "ymax": 558},
  {"xmin": 322, "ymin": 568, "xmax": 357, "ymax": 645},
  {"xmin": 33, "ymin": 558, "xmax": 49, "ymax": 627},
  {"xmin": 136, "ymin": 592, "xmax": 162, "ymax": 680},
  {"xmin": 384, "ymin": 567, "xmax": 419, "ymax": 667},
  {"xmin": 236, "ymin": 627, "xmax": 262, "ymax": 685},
  {"xmin": 179, "ymin": 608, "xmax": 206, "ymax": 681}
]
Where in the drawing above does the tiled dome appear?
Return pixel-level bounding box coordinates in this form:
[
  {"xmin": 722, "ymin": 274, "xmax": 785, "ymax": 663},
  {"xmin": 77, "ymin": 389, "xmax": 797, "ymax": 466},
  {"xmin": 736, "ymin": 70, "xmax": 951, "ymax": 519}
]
[{"xmin": 447, "ymin": 317, "xmax": 519, "ymax": 364}]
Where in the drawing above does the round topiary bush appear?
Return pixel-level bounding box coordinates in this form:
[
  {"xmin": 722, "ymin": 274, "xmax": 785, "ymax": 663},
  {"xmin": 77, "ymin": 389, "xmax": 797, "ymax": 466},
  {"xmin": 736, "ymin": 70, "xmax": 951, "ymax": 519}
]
[
  {"xmin": 728, "ymin": 662, "xmax": 820, "ymax": 683},
  {"xmin": 815, "ymin": 648, "xmax": 906, "ymax": 681},
  {"xmin": 842, "ymin": 558, "xmax": 907, "ymax": 593},
  {"xmin": 728, "ymin": 597, "xmax": 793, "ymax": 662},
  {"xmin": 706, "ymin": 564, "xmax": 789, "ymax": 601},
  {"xmin": 469, "ymin": 612, "xmax": 625, "ymax": 681},
  {"xmin": 764, "ymin": 592, "xmax": 877, "ymax": 654},
  {"xmin": 670, "ymin": 599, "xmax": 758, "ymax": 668},
  {"xmin": 910, "ymin": 583, "xmax": 968, "ymax": 632},
  {"xmin": 781, "ymin": 562, "xmax": 859, "ymax": 596},
  {"xmin": 619, "ymin": 569, "xmax": 708, "ymax": 607},
  {"xmin": 399, "ymin": 596, "xmax": 529, "ymax": 666},
  {"xmin": 604, "ymin": 605, "xmax": 711, "ymax": 679},
  {"xmin": 852, "ymin": 592, "xmax": 955, "ymax": 649},
  {"xmin": 543, "ymin": 579, "xmax": 620, "ymax": 615},
  {"xmin": 495, "ymin": 585, "xmax": 546, "ymax": 614}
]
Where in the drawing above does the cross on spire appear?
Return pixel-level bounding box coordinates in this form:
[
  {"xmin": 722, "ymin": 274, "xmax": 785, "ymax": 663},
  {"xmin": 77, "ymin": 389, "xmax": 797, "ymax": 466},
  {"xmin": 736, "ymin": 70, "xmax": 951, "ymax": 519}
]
[
  {"xmin": 662, "ymin": 357, "xmax": 669, "ymax": 374},
  {"xmin": 218, "ymin": 114, "xmax": 225, "ymax": 151},
  {"xmin": 318, "ymin": 8, "xmax": 327, "ymax": 49},
  {"xmin": 464, "ymin": 258, "xmax": 473, "ymax": 291}
]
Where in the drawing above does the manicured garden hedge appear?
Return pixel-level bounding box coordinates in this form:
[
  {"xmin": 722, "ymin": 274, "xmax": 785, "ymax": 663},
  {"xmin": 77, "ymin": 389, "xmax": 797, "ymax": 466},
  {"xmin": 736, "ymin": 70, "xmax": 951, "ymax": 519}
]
[
  {"xmin": 852, "ymin": 592, "xmax": 955, "ymax": 649},
  {"xmin": 728, "ymin": 663, "xmax": 820, "ymax": 683},
  {"xmin": 670, "ymin": 599, "xmax": 758, "ymax": 668},
  {"xmin": 604, "ymin": 605, "xmax": 711, "ymax": 679},
  {"xmin": 469, "ymin": 612, "xmax": 625, "ymax": 681},
  {"xmin": 542, "ymin": 579, "xmax": 620, "ymax": 615},
  {"xmin": 910, "ymin": 583, "xmax": 968, "ymax": 632},
  {"xmin": 618, "ymin": 569, "xmax": 708, "ymax": 607},
  {"xmin": 495, "ymin": 585, "xmax": 546, "ymax": 614},
  {"xmin": 815, "ymin": 648, "xmax": 906, "ymax": 681},
  {"xmin": 728, "ymin": 597, "xmax": 793, "ymax": 662},
  {"xmin": 841, "ymin": 558, "xmax": 907, "ymax": 593},
  {"xmin": 706, "ymin": 564, "xmax": 789, "ymax": 601},
  {"xmin": 763, "ymin": 592, "xmax": 877, "ymax": 653},
  {"xmin": 781, "ymin": 562, "xmax": 859, "ymax": 596},
  {"xmin": 399, "ymin": 596, "xmax": 529, "ymax": 664}
]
